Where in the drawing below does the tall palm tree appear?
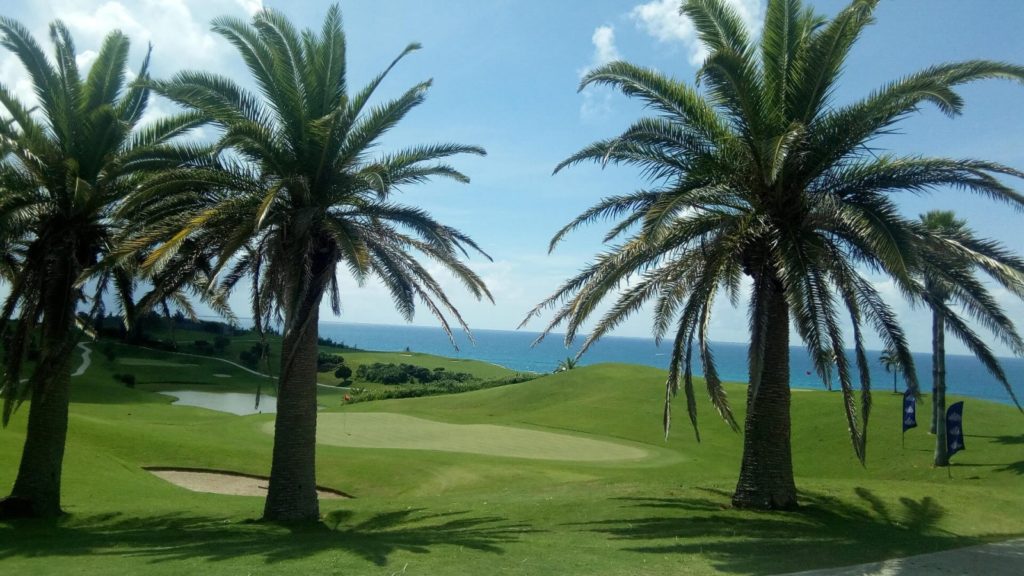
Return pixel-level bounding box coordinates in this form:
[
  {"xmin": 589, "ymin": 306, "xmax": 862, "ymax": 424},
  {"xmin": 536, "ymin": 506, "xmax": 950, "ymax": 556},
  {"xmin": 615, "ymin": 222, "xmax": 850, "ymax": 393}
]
[
  {"xmin": 0, "ymin": 19, "xmax": 203, "ymax": 517},
  {"xmin": 878, "ymin": 349, "xmax": 902, "ymax": 394},
  {"xmin": 915, "ymin": 211, "xmax": 1024, "ymax": 466},
  {"xmin": 524, "ymin": 0, "xmax": 1024, "ymax": 509},
  {"xmin": 126, "ymin": 5, "xmax": 491, "ymax": 522}
]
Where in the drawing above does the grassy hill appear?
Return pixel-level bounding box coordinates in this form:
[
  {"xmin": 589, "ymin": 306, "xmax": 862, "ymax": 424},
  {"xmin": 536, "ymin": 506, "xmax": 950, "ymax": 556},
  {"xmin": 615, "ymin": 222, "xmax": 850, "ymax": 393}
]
[{"xmin": 1, "ymin": 347, "xmax": 1022, "ymax": 575}]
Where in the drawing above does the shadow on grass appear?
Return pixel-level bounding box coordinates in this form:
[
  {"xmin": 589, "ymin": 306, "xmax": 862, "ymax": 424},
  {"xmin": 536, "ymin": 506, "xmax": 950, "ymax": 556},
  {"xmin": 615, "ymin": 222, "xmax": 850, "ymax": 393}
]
[
  {"xmin": 996, "ymin": 461, "xmax": 1024, "ymax": 475},
  {"xmin": 0, "ymin": 507, "xmax": 533, "ymax": 567},
  {"xmin": 570, "ymin": 487, "xmax": 994, "ymax": 575}
]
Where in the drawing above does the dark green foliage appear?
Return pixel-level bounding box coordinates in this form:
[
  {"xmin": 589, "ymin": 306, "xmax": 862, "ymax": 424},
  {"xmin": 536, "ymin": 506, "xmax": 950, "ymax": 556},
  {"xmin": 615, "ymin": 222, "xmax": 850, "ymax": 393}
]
[
  {"xmin": 213, "ymin": 336, "xmax": 231, "ymax": 352},
  {"xmin": 334, "ymin": 365, "xmax": 352, "ymax": 380},
  {"xmin": 112, "ymin": 373, "xmax": 136, "ymax": 388},
  {"xmin": 317, "ymin": 353, "xmax": 344, "ymax": 372},
  {"xmin": 354, "ymin": 362, "xmax": 477, "ymax": 385},
  {"xmin": 238, "ymin": 342, "xmax": 270, "ymax": 369},
  {"xmin": 350, "ymin": 373, "xmax": 537, "ymax": 402},
  {"xmin": 317, "ymin": 336, "xmax": 357, "ymax": 350}
]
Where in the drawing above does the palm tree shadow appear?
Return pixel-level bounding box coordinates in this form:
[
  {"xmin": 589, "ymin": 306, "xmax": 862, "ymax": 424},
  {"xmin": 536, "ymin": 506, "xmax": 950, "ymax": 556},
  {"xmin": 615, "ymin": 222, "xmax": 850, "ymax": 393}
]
[
  {"xmin": 570, "ymin": 487, "xmax": 988, "ymax": 574},
  {"xmin": 0, "ymin": 507, "xmax": 535, "ymax": 568}
]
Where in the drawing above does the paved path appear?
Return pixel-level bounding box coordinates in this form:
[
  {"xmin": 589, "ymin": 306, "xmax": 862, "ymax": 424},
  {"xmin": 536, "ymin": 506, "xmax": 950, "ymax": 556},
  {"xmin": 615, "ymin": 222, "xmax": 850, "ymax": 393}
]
[
  {"xmin": 778, "ymin": 538, "xmax": 1024, "ymax": 576},
  {"xmin": 71, "ymin": 342, "xmax": 92, "ymax": 377}
]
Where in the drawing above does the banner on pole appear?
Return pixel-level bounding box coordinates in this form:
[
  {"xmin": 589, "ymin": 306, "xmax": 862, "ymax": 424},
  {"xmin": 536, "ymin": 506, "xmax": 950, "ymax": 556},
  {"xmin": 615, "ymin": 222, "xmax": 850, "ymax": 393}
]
[
  {"xmin": 902, "ymin": 388, "xmax": 917, "ymax": 432},
  {"xmin": 946, "ymin": 401, "xmax": 965, "ymax": 457}
]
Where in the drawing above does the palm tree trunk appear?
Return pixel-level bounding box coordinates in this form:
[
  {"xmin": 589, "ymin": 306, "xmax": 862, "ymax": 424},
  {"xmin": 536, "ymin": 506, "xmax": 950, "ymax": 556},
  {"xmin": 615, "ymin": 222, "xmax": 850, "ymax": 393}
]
[
  {"xmin": 932, "ymin": 310, "xmax": 949, "ymax": 466},
  {"xmin": 0, "ymin": 259, "xmax": 78, "ymax": 519},
  {"xmin": 262, "ymin": 253, "xmax": 331, "ymax": 523},
  {"xmin": 892, "ymin": 371, "xmax": 897, "ymax": 394},
  {"xmin": 733, "ymin": 284, "xmax": 797, "ymax": 510}
]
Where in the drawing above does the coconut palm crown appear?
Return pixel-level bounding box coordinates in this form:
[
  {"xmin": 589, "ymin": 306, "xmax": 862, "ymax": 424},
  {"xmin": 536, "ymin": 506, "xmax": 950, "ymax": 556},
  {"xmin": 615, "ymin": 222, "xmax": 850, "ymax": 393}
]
[
  {"xmin": 124, "ymin": 5, "xmax": 492, "ymax": 521},
  {"xmin": 914, "ymin": 210, "xmax": 1024, "ymax": 465},
  {"xmin": 0, "ymin": 18, "xmax": 205, "ymax": 518},
  {"xmin": 524, "ymin": 0, "xmax": 1024, "ymax": 509}
]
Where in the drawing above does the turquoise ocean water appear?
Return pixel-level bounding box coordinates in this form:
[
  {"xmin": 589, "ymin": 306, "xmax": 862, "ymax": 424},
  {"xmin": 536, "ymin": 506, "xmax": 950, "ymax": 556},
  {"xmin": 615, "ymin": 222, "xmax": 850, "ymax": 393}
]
[{"xmin": 318, "ymin": 322, "xmax": 1024, "ymax": 406}]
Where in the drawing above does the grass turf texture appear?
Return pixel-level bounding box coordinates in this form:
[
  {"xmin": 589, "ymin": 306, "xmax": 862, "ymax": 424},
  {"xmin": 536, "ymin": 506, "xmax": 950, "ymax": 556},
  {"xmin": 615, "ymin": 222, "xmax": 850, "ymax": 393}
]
[{"xmin": 1, "ymin": 348, "xmax": 1022, "ymax": 575}]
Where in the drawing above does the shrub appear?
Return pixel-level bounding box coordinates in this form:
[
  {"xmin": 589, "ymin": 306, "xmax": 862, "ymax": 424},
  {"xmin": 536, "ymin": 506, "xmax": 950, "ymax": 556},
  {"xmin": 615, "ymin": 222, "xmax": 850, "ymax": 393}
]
[
  {"xmin": 113, "ymin": 373, "xmax": 136, "ymax": 388},
  {"xmin": 213, "ymin": 336, "xmax": 231, "ymax": 352},
  {"xmin": 334, "ymin": 365, "xmax": 352, "ymax": 380}
]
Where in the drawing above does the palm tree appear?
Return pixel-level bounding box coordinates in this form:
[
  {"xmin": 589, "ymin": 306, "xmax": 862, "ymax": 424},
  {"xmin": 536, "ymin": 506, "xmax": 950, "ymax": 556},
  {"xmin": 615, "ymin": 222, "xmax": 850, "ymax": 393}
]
[
  {"xmin": 524, "ymin": 0, "xmax": 1024, "ymax": 509},
  {"xmin": 878, "ymin": 350, "xmax": 902, "ymax": 394},
  {"xmin": 127, "ymin": 5, "xmax": 491, "ymax": 522},
  {"xmin": 555, "ymin": 356, "xmax": 578, "ymax": 372},
  {"xmin": 0, "ymin": 19, "xmax": 203, "ymax": 517},
  {"xmin": 915, "ymin": 211, "xmax": 1024, "ymax": 466}
]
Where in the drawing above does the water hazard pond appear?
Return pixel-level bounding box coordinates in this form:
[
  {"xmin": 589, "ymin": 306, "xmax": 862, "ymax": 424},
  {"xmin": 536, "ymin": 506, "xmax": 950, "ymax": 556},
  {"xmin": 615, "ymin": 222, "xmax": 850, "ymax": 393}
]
[{"xmin": 160, "ymin": 390, "xmax": 277, "ymax": 415}]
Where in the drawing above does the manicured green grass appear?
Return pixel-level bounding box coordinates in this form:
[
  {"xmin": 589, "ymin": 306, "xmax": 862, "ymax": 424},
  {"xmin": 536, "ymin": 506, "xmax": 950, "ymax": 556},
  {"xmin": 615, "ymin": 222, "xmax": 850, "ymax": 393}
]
[
  {"xmin": 308, "ymin": 412, "xmax": 653, "ymax": 461},
  {"xmin": 2, "ymin": 351, "xmax": 1023, "ymax": 575}
]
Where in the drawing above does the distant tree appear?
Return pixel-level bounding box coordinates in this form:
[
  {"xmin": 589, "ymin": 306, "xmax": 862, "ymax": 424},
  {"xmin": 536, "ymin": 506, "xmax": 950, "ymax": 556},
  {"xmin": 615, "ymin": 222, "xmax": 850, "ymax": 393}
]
[
  {"xmin": 915, "ymin": 211, "xmax": 1024, "ymax": 466},
  {"xmin": 555, "ymin": 357, "xmax": 577, "ymax": 373},
  {"xmin": 334, "ymin": 365, "xmax": 352, "ymax": 381},
  {"xmin": 879, "ymin": 350, "xmax": 902, "ymax": 394}
]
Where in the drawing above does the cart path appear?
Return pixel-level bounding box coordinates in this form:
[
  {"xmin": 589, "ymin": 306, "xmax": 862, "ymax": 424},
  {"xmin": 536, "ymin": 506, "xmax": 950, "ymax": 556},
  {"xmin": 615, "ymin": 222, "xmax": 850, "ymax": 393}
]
[
  {"xmin": 777, "ymin": 538, "xmax": 1024, "ymax": 576},
  {"xmin": 71, "ymin": 342, "xmax": 92, "ymax": 377}
]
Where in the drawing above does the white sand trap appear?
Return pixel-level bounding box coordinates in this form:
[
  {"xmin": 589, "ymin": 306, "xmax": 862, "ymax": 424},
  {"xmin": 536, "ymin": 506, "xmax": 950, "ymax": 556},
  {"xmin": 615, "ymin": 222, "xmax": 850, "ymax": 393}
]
[
  {"xmin": 277, "ymin": 413, "xmax": 651, "ymax": 462},
  {"xmin": 119, "ymin": 358, "xmax": 198, "ymax": 367},
  {"xmin": 146, "ymin": 468, "xmax": 348, "ymax": 499},
  {"xmin": 213, "ymin": 373, "xmax": 232, "ymax": 378}
]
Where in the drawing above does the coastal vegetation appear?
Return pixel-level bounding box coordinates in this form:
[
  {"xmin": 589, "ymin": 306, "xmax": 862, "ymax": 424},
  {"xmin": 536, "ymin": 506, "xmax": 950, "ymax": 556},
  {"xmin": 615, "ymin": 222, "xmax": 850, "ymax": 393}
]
[{"xmin": 526, "ymin": 0, "xmax": 1024, "ymax": 509}]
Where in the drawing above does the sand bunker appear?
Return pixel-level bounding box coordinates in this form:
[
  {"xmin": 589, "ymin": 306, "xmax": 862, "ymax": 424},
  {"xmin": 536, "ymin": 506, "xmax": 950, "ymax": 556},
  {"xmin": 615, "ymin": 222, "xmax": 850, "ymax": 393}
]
[
  {"xmin": 277, "ymin": 412, "xmax": 651, "ymax": 462},
  {"xmin": 146, "ymin": 467, "xmax": 348, "ymax": 499}
]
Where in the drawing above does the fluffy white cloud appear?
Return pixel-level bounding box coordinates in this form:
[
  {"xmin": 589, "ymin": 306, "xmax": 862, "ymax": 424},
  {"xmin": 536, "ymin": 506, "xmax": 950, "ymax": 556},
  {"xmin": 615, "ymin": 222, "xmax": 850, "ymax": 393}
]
[
  {"xmin": 579, "ymin": 25, "xmax": 622, "ymax": 121},
  {"xmin": 235, "ymin": 0, "xmax": 263, "ymax": 16},
  {"xmin": 630, "ymin": 0, "xmax": 763, "ymax": 65},
  {"xmin": 588, "ymin": 25, "xmax": 620, "ymax": 72}
]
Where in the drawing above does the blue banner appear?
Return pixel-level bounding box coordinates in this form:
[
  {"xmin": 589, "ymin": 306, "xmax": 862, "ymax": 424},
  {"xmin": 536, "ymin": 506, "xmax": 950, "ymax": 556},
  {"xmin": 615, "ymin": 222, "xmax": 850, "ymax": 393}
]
[
  {"xmin": 946, "ymin": 401, "xmax": 965, "ymax": 457},
  {"xmin": 902, "ymin": 388, "xmax": 917, "ymax": 432}
]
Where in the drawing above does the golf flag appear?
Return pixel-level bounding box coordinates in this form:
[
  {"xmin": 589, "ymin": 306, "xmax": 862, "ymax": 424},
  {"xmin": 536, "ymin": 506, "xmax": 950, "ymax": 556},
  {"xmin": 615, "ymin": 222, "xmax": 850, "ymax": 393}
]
[
  {"xmin": 946, "ymin": 401, "xmax": 965, "ymax": 457},
  {"xmin": 902, "ymin": 388, "xmax": 917, "ymax": 432}
]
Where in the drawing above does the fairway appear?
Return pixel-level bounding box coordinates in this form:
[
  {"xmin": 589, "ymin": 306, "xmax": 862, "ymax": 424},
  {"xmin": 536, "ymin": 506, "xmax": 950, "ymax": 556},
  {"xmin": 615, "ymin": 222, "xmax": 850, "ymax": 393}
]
[
  {"xmin": 118, "ymin": 358, "xmax": 198, "ymax": 367},
  {"xmin": 291, "ymin": 412, "xmax": 652, "ymax": 461}
]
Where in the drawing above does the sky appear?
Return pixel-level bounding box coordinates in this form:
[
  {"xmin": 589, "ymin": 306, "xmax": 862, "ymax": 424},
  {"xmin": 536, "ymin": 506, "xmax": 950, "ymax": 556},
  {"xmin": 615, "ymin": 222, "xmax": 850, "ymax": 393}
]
[{"xmin": 1, "ymin": 0, "xmax": 1023, "ymax": 356}]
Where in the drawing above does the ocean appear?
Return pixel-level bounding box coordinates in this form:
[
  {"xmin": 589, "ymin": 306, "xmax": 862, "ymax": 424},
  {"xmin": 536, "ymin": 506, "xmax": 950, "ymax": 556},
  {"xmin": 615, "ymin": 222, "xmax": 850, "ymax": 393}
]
[{"xmin": 318, "ymin": 321, "xmax": 1024, "ymax": 406}]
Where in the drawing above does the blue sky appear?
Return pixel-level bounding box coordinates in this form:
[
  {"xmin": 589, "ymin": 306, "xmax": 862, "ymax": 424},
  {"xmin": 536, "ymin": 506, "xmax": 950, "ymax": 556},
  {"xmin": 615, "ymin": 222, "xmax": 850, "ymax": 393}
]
[{"xmin": 2, "ymin": 0, "xmax": 1023, "ymax": 355}]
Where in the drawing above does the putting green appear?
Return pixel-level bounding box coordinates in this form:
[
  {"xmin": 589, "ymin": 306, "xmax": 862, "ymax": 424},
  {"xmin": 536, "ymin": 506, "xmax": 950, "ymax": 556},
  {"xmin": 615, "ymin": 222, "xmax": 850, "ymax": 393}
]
[{"xmin": 265, "ymin": 413, "xmax": 651, "ymax": 462}]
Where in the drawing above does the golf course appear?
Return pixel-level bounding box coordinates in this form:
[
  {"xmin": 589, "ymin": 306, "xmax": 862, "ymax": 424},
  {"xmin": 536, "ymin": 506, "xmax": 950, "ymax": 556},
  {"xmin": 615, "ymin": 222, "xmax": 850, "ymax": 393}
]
[{"xmin": 1, "ymin": 335, "xmax": 1022, "ymax": 575}]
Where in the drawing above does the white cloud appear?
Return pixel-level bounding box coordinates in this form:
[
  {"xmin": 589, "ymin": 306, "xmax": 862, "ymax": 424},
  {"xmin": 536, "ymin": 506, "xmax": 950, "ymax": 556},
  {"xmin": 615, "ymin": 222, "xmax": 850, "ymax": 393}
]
[
  {"xmin": 588, "ymin": 25, "xmax": 620, "ymax": 73},
  {"xmin": 630, "ymin": 0, "xmax": 764, "ymax": 66},
  {"xmin": 235, "ymin": 0, "xmax": 263, "ymax": 16},
  {"xmin": 75, "ymin": 49, "xmax": 98, "ymax": 70},
  {"xmin": 579, "ymin": 25, "xmax": 622, "ymax": 121}
]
